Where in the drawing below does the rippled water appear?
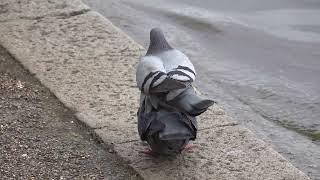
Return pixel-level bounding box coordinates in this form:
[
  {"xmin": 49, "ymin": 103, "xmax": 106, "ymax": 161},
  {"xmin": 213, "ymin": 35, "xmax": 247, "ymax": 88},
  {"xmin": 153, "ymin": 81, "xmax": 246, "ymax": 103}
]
[{"xmin": 83, "ymin": 0, "xmax": 320, "ymax": 178}]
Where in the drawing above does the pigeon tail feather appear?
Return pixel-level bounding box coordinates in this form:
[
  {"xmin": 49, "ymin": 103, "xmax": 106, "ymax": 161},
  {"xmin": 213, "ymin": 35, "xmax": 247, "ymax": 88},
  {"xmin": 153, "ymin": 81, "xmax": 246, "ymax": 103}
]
[{"xmin": 167, "ymin": 86, "xmax": 215, "ymax": 116}]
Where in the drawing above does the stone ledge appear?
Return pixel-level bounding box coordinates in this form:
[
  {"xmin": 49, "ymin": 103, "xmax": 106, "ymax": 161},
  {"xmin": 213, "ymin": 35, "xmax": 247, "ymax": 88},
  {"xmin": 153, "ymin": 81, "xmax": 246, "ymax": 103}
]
[{"xmin": 0, "ymin": 0, "xmax": 90, "ymax": 22}]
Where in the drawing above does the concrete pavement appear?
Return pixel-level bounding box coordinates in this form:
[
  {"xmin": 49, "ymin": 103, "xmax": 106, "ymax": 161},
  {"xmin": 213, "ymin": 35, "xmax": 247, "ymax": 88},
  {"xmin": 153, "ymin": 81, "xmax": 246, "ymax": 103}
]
[{"xmin": 0, "ymin": 0, "xmax": 310, "ymax": 179}]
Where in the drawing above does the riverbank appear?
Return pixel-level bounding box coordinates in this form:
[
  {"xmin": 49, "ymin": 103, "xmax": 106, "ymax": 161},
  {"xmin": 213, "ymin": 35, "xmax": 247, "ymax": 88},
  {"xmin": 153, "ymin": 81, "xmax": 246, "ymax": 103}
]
[{"xmin": 0, "ymin": 0, "xmax": 309, "ymax": 179}]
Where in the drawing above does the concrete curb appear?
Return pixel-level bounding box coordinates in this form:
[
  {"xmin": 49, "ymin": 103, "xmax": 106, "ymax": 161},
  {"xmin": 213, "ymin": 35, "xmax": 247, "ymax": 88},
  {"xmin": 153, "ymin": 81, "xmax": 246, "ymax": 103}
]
[{"xmin": 0, "ymin": 0, "xmax": 309, "ymax": 179}]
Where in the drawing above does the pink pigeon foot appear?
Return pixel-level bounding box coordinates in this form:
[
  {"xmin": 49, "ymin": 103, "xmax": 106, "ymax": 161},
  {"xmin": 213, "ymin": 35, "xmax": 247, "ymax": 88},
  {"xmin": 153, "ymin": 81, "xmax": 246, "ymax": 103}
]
[
  {"xmin": 139, "ymin": 149, "xmax": 159, "ymax": 156},
  {"xmin": 183, "ymin": 144, "xmax": 197, "ymax": 152}
]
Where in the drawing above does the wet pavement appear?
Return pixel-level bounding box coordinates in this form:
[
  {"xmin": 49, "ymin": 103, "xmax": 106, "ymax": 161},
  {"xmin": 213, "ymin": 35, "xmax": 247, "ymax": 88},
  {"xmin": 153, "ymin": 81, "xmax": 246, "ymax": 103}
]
[{"xmin": 82, "ymin": 0, "xmax": 320, "ymax": 178}]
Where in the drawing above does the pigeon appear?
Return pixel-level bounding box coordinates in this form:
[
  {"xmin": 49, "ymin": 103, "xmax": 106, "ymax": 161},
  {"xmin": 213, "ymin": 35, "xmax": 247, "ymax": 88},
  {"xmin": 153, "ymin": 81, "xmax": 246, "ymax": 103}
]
[{"xmin": 136, "ymin": 28, "xmax": 215, "ymax": 155}]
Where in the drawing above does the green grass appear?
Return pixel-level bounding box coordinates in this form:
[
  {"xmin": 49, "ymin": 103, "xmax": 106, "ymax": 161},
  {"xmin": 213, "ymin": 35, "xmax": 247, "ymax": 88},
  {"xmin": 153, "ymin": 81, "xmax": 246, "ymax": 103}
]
[
  {"xmin": 293, "ymin": 129, "xmax": 320, "ymax": 141},
  {"xmin": 276, "ymin": 120, "xmax": 320, "ymax": 141}
]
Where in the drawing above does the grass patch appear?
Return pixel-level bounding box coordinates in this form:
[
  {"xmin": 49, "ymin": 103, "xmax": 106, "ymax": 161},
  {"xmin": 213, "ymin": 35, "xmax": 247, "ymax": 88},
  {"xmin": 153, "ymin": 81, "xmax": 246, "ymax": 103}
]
[
  {"xmin": 292, "ymin": 129, "xmax": 320, "ymax": 141},
  {"xmin": 277, "ymin": 121, "xmax": 320, "ymax": 141}
]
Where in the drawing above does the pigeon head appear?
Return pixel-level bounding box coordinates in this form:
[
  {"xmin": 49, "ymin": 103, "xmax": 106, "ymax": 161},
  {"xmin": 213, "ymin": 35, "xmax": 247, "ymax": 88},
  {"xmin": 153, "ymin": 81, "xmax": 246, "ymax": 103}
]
[{"xmin": 146, "ymin": 28, "xmax": 173, "ymax": 55}]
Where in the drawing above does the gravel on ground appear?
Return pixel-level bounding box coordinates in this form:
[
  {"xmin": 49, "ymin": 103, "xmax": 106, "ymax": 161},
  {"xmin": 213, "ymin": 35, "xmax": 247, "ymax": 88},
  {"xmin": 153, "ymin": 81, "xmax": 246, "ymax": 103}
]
[{"xmin": 0, "ymin": 45, "xmax": 141, "ymax": 179}]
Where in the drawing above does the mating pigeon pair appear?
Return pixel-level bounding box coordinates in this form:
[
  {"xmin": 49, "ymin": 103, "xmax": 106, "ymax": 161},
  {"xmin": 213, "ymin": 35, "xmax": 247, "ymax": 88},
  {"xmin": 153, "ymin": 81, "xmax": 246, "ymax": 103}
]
[{"xmin": 136, "ymin": 28, "xmax": 215, "ymax": 155}]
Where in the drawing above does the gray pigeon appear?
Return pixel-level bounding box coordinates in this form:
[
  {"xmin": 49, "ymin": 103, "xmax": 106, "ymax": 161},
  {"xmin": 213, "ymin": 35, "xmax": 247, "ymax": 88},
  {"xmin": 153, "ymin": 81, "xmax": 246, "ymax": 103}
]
[{"xmin": 136, "ymin": 28, "xmax": 215, "ymax": 155}]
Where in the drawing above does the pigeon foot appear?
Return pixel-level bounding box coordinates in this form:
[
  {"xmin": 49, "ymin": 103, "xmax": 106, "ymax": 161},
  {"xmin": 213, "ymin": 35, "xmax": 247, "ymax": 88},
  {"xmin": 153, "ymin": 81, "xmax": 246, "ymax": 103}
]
[
  {"xmin": 183, "ymin": 144, "xmax": 197, "ymax": 152},
  {"xmin": 139, "ymin": 149, "xmax": 159, "ymax": 157}
]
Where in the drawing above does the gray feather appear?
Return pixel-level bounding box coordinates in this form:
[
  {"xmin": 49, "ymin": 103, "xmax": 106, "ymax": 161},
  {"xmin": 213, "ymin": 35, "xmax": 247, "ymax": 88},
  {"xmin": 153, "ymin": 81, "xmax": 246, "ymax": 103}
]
[
  {"xmin": 150, "ymin": 77, "xmax": 186, "ymax": 93},
  {"xmin": 167, "ymin": 86, "xmax": 215, "ymax": 116},
  {"xmin": 136, "ymin": 28, "xmax": 216, "ymax": 156},
  {"xmin": 138, "ymin": 108, "xmax": 197, "ymax": 155},
  {"xmin": 146, "ymin": 28, "xmax": 173, "ymax": 55}
]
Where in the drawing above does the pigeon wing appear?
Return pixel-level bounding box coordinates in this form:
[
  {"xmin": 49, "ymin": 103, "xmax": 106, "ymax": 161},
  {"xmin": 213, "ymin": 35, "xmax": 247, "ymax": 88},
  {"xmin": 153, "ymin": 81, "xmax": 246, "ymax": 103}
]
[
  {"xmin": 150, "ymin": 77, "xmax": 186, "ymax": 93},
  {"xmin": 157, "ymin": 49, "xmax": 196, "ymax": 82},
  {"xmin": 136, "ymin": 55, "xmax": 186, "ymax": 94}
]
